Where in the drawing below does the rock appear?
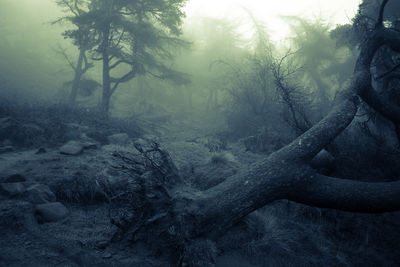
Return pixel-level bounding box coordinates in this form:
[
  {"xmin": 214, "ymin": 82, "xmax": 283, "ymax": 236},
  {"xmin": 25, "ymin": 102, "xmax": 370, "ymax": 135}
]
[
  {"xmin": 26, "ymin": 184, "xmax": 56, "ymax": 204},
  {"xmin": 142, "ymin": 134, "xmax": 160, "ymax": 142},
  {"xmin": 80, "ymin": 133, "xmax": 94, "ymax": 141},
  {"xmin": 0, "ymin": 146, "xmax": 14, "ymax": 154},
  {"xmin": 78, "ymin": 134, "xmax": 99, "ymax": 150},
  {"xmin": 96, "ymin": 240, "xmax": 109, "ymax": 249},
  {"xmin": 87, "ymin": 130, "xmax": 110, "ymax": 144},
  {"xmin": 107, "ymin": 133, "xmax": 130, "ymax": 145},
  {"xmin": 35, "ymin": 202, "xmax": 69, "ymax": 223},
  {"xmin": 82, "ymin": 142, "xmax": 98, "ymax": 150},
  {"xmin": 5, "ymin": 174, "xmax": 26, "ymax": 183},
  {"xmin": 64, "ymin": 123, "xmax": 90, "ymax": 140},
  {"xmin": 0, "ymin": 182, "xmax": 26, "ymax": 196},
  {"xmin": 60, "ymin": 140, "xmax": 83, "ymax": 155},
  {"xmin": 35, "ymin": 147, "xmax": 46, "ymax": 154},
  {"xmin": 102, "ymin": 253, "xmax": 112, "ymax": 259},
  {"xmin": 133, "ymin": 138, "xmax": 148, "ymax": 150}
]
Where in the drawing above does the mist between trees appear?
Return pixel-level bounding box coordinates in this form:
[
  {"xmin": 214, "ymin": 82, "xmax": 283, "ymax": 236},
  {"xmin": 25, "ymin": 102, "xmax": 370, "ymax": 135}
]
[
  {"xmin": 2, "ymin": 0, "xmax": 400, "ymax": 266},
  {"xmin": 0, "ymin": 0, "xmax": 364, "ymax": 130}
]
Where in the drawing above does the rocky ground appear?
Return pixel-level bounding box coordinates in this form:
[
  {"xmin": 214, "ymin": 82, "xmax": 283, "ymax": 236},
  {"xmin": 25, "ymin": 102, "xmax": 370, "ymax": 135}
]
[{"xmin": 1, "ymin": 109, "xmax": 400, "ymax": 266}]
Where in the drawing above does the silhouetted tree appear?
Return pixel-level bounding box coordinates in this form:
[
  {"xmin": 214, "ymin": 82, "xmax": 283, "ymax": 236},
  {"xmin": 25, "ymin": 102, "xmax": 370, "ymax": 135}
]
[
  {"xmin": 54, "ymin": 0, "xmax": 95, "ymax": 106},
  {"xmin": 81, "ymin": 0, "xmax": 188, "ymax": 116}
]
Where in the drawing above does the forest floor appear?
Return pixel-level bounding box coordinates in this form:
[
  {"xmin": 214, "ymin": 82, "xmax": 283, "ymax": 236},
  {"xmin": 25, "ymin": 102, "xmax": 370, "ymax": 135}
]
[{"xmin": 1, "ymin": 107, "xmax": 400, "ymax": 266}]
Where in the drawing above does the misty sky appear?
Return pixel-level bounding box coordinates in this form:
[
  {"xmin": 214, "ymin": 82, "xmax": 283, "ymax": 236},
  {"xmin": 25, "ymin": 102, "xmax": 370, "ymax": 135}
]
[
  {"xmin": 184, "ymin": 0, "xmax": 361, "ymax": 42},
  {"xmin": 0, "ymin": 0, "xmax": 361, "ymax": 45}
]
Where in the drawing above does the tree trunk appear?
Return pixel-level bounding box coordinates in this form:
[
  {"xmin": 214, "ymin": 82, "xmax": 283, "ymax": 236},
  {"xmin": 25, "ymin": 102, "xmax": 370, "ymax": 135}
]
[
  {"xmin": 68, "ymin": 48, "xmax": 85, "ymax": 106},
  {"xmin": 111, "ymin": 3, "xmax": 400, "ymax": 265},
  {"xmin": 101, "ymin": 54, "xmax": 111, "ymax": 117},
  {"xmin": 101, "ymin": 26, "xmax": 111, "ymax": 117}
]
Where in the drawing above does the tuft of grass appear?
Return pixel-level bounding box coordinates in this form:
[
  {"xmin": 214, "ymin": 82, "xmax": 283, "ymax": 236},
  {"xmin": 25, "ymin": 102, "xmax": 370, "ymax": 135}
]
[
  {"xmin": 182, "ymin": 239, "xmax": 218, "ymax": 267},
  {"xmin": 52, "ymin": 175, "xmax": 109, "ymax": 204}
]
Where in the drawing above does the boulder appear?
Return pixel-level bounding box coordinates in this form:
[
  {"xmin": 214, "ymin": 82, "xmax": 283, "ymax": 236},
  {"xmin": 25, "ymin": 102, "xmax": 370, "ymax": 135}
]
[
  {"xmin": 107, "ymin": 133, "xmax": 130, "ymax": 145},
  {"xmin": 35, "ymin": 202, "xmax": 69, "ymax": 223},
  {"xmin": 60, "ymin": 140, "xmax": 83, "ymax": 155},
  {"xmin": 26, "ymin": 184, "xmax": 56, "ymax": 204},
  {"xmin": 0, "ymin": 182, "xmax": 26, "ymax": 196}
]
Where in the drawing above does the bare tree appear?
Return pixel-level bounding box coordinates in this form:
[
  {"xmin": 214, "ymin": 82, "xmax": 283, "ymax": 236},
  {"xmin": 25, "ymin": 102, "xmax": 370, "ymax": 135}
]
[
  {"xmin": 53, "ymin": 45, "xmax": 93, "ymax": 105},
  {"xmin": 54, "ymin": 0, "xmax": 94, "ymax": 106},
  {"xmin": 271, "ymin": 50, "xmax": 312, "ymax": 134}
]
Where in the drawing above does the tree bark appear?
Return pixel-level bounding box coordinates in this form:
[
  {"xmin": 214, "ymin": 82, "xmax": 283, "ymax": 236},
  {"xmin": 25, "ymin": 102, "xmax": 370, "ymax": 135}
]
[
  {"xmin": 68, "ymin": 48, "xmax": 85, "ymax": 106},
  {"xmin": 101, "ymin": 25, "xmax": 111, "ymax": 117}
]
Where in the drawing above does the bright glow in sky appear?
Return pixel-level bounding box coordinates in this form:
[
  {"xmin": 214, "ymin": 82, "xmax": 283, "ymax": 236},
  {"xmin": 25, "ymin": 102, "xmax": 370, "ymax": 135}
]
[{"xmin": 184, "ymin": 0, "xmax": 361, "ymax": 43}]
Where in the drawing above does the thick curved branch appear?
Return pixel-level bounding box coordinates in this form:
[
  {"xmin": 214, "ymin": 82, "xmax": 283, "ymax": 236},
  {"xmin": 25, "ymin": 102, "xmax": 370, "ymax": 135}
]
[
  {"xmin": 276, "ymin": 95, "xmax": 358, "ymax": 162},
  {"xmin": 289, "ymin": 174, "xmax": 400, "ymax": 213},
  {"xmin": 190, "ymin": 160, "xmax": 313, "ymax": 239},
  {"xmin": 360, "ymin": 83, "xmax": 400, "ymax": 124},
  {"xmin": 375, "ymin": 0, "xmax": 389, "ymax": 29},
  {"xmin": 357, "ymin": 28, "xmax": 400, "ymax": 124},
  {"xmin": 376, "ymin": 62, "xmax": 400, "ymax": 80},
  {"xmin": 280, "ymin": 26, "xmax": 400, "ymax": 162},
  {"xmin": 110, "ymin": 70, "xmax": 136, "ymax": 95}
]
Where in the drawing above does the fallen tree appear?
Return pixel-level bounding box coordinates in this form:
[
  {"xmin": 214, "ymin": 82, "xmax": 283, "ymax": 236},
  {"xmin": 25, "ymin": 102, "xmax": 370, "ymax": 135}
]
[{"xmin": 111, "ymin": 1, "xmax": 400, "ymax": 265}]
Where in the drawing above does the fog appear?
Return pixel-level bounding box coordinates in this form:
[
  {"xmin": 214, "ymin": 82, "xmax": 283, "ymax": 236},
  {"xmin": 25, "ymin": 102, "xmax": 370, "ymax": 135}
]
[
  {"xmin": 1, "ymin": 0, "xmax": 400, "ymax": 266},
  {"xmin": 0, "ymin": 0, "xmax": 359, "ymax": 122}
]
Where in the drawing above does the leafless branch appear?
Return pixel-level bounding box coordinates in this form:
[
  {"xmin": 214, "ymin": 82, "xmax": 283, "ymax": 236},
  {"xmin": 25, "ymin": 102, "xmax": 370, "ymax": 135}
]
[
  {"xmin": 375, "ymin": 0, "xmax": 389, "ymax": 29},
  {"xmin": 53, "ymin": 45, "xmax": 76, "ymax": 71}
]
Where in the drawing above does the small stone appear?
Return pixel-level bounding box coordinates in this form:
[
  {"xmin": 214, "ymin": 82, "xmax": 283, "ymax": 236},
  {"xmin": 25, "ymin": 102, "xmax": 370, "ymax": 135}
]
[
  {"xmin": 0, "ymin": 182, "xmax": 26, "ymax": 196},
  {"xmin": 26, "ymin": 184, "xmax": 56, "ymax": 204},
  {"xmin": 35, "ymin": 202, "xmax": 69, "ymax": 223},
  {"xmin": 107, "ymin": 133, "xmax": 130, "ymax": 145},
  {"xmin": 96, "ymin": 240, "xmax": 109, "ymax": 249},
  {"xmin": 102, "ymin": 252, "xmax": 112, "ymax": 259},
  {"xmin": 60, "ymin": 141, "xmax": 83, "ymax": 155},
  {"xmin": 82, "ymin": 142, "xmax": 98, "ymax": 150},
  {"xmin": 5, "ymin": 174, "xmax": 26, "ymax": 183}
]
